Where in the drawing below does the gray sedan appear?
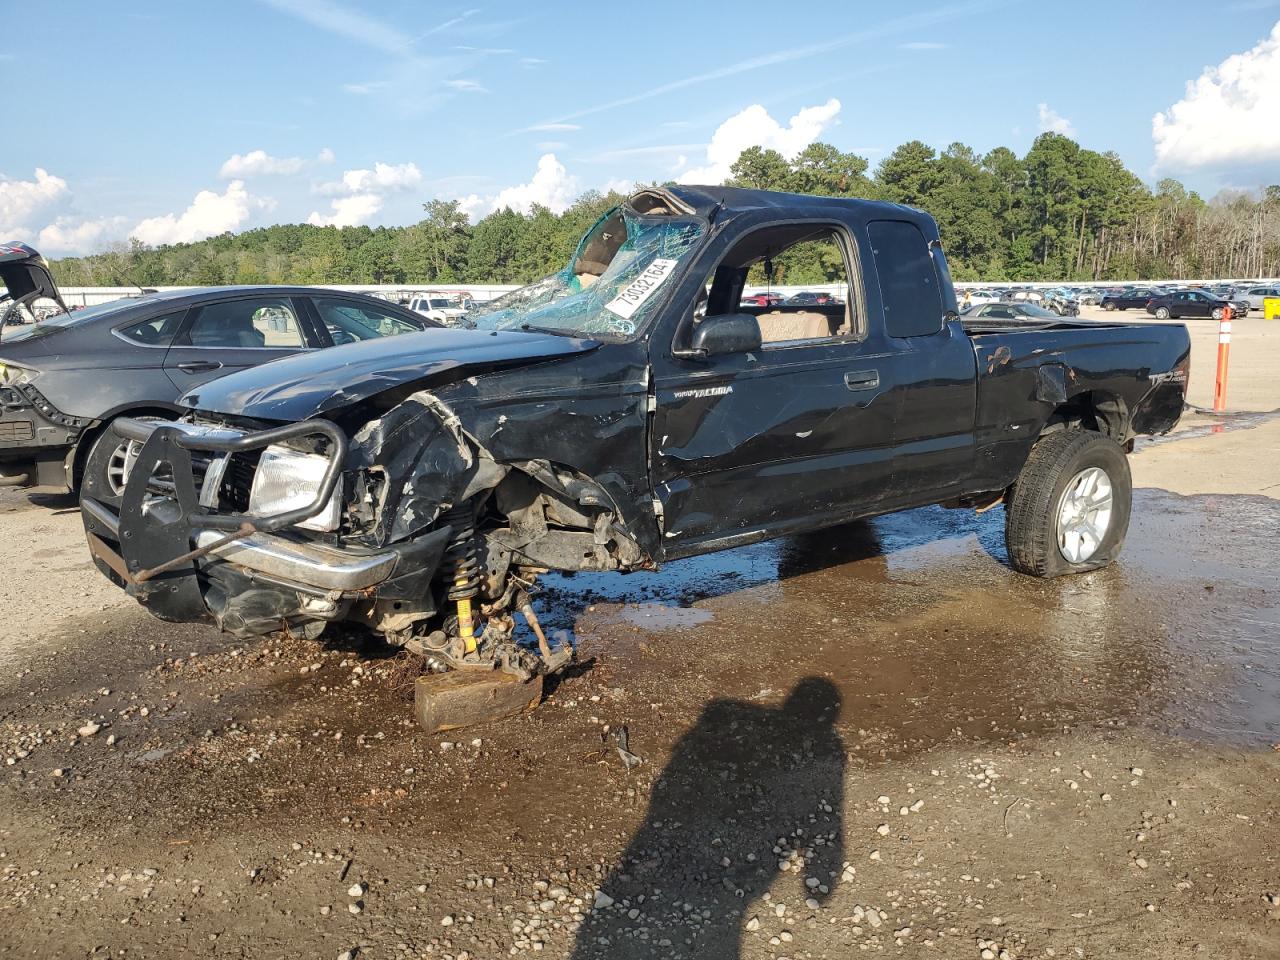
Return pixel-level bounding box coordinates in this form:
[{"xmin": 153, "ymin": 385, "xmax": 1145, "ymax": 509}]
[{"xmin": 0, "ymin": 284, "xmax": 436, "ymax": 494}]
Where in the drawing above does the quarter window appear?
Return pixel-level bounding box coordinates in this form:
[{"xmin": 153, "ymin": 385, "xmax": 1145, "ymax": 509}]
[
  {"xmin": 868, "ymin": 220, "xmax": 944, "ymax": 338},
  {"xmin": 183, "ymin": 298, "xmax": 305, "ymax": 348},
  {"xmin": 117, "ymin": 310, "xmax": 187, "ymax": 346}
]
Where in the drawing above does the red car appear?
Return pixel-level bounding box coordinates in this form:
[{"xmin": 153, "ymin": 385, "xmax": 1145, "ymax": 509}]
[{"xmin": 740, "ymin": 292, "xmax": 784, "ymax": 307}]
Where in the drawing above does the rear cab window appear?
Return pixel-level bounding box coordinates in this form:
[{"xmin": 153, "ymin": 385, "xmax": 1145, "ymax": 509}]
[{"xmin": 867, "ymin": 220, "xmax": 944, "ymax": 338}]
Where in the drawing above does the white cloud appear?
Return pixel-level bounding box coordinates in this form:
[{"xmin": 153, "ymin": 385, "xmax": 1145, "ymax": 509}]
[
  {"xmin": 458, "ymin": 153, "xmax": 579, "ymax": 219},
  {"xmin": 415, "ymin": 8, "xmax": 480, "ymax": 41},
  {"xmin": 1036, "ymin": 102, "xmax": 1076, "ymax": 136},
  {"xmin": 317, "ymin": 146, "xmax": 336, "ymax": 164},
  {"xmin": 132, "ymin": 180, "xmax": 270, "ymax": 246},
  {"xmin": 259, "ymin": 0, "xmax": 412, "ymax": 55},
  {"xmin": 1153, "ymin": 21, "xmax": 1280, "ymax": 171},
  {"xmin": 343, "ymin": 80, "xmax": 391, "ymax": 95},
  {"xmin": 308, "ymin": 194, "xmax": 386, "ymax": 227},
  {"xmin": 0, "ymin": 168, "xmax": 70, "ymax": 236},
  {"xmin": 445, "ymin": 78, "xmax": 487, "ymax": 93},
  {"xmin": 37, "ymin": 215, "xmax": 129, "ymax": 254},
  {"xmin": 219, "ymin": 149, "xmax": 307, "ymax": 178},
  {"xmin": 307, "ymin": 161, "xmax": 423, "ymax": 226},
  {"xmin": 315, "ymin": 161, "xmax": 423, "ymax": 197},
  {"xmin": 900, "ymin": 41, "xmax": 946, "ymax": 49},
  {"xmin": 677, "ymin": 98, "xmax": 842, "ymax": 184},
  {"xmin": 524, "ymin": 122, "xmax": 581, "ymax": 132}
]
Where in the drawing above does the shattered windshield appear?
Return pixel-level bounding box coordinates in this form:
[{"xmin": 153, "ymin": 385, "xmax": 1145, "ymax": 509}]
[{"xmin": 468, "ymin": 207, "xmax": 705, "ymax": 339}]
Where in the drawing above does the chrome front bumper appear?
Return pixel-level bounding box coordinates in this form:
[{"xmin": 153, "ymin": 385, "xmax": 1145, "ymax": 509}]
[
  {"xmin": 191, "ymin": 528, "xmax": 398, "ymax": 591},
  {"xmin": 82, "ymin": 416, "xmax": 454, "ymax": 635}
]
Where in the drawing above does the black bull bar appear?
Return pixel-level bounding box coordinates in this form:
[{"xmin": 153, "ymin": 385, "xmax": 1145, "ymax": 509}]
[{"xmin": 82, "ymin": 417, "xmax": 347, "ymax": 620}]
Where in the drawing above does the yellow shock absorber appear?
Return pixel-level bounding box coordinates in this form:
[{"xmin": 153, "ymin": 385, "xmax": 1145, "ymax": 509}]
[
  {"xmin": 444, "ymin": 501, "xmax": 481, "ymax": 655},
  {"xmin": 456, "ymin": 592, "xmax": 477, "ymax": 654}
]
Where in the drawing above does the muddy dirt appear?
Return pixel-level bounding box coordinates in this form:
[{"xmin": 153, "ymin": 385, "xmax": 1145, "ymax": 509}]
[{"xmin": 3, "ymin": 425, "xmax": 1280, "ymax": 958}]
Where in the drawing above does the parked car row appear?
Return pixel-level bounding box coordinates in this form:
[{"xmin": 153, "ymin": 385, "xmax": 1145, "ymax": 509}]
[
  {"xmin": 956, "ymin": 279, "xmax": 1280, "ymax": 317},
  {"xmin": 740, "ymin": 290, "xmax": 845, "ymax": 308}
]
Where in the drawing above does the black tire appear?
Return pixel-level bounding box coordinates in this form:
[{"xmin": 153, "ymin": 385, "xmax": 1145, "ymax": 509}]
[
  {"xmin": 1210, "ymin": 307, "xmax": 1223, "ymax": 320},
  {"xmin": 1005, "ymin": 430, "xmax": 1132, "ymax": 579},
  {"xmin": 79, "ymin": 416, "xmax": 170, "ymax": 507},
  {"xmin": 1154, "ymin": 306, "xmax": 1170, "ymax": 320},
  {"xmin": 1102, "ymin": 301, "xmax": 1116, "ymax": 311}
]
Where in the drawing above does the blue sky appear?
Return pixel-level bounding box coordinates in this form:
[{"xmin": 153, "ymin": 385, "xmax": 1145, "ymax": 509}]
[{"xmin": 3, "ymin": 0, "xmax": 1279, "ymax": 254}]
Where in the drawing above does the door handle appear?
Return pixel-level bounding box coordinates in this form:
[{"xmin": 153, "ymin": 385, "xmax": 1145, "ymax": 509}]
[
  {"xmin": 176, "ymin": 361, "xmax": 223, "ymax": 374},
  {"xmin": 844, "ymin": 370, "xmax": 880, "ymax": 390}
]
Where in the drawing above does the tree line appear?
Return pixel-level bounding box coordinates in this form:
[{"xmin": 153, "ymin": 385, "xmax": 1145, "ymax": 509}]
[{"xmin": 48, "ymin": 133, "xmax": 1280, "ymax": 289}]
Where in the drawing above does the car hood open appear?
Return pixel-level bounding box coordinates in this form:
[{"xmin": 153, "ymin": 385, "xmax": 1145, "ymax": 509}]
[{"xmin": 180, "ymin": 327, "xmax": 601, "ymax": 421}]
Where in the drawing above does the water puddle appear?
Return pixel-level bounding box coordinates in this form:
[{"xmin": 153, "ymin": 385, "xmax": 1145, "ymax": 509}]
[{"xmin": 546, "ymin": 489, "xmax": 1280, "ymax": 750}]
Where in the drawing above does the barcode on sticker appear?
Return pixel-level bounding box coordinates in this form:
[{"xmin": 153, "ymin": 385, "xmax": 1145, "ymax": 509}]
[{"xmin": 605, "ymin": 258, "xmax": 679, "ymax": 319}]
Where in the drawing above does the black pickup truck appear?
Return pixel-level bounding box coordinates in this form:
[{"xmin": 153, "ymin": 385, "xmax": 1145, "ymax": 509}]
[{"xmin": 82, "ymin": 187, "xmax": 1189, "ymax": 719}]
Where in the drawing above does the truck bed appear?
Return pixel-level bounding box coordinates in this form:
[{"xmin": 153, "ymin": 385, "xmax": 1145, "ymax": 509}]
[{"xmin": 960, "ymin": 317, "xmax": 1138, "ymax": 335}]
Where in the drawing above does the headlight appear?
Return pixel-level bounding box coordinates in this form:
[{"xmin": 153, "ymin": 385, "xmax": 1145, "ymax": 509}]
[
  {"xmin": 0, "ymin": 362, "xmax": 36, "ymax": 386},
  {"xmin": 248, "ymin": 444, "xmax": 343, "ymax": 533}
]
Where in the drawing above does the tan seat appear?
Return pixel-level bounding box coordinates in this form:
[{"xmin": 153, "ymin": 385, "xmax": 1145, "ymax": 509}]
[{"xmin": 755, "ymin": 310, "xmax": 835, "ymax": 343}]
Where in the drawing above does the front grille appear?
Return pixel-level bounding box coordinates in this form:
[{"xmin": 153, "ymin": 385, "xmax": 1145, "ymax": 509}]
[
  {"xmin": 190, "ymin": 450, "xmax": 260, "ymax": 512},
  {"xmin": 221, "ymin": 453, "xmax": 259, "ymax": 512},
  {"xmin": 0, "ymin": 420, "xmax": 35, "ymax": 442}
]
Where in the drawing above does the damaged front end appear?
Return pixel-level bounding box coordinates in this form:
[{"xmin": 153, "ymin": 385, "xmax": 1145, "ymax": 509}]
[
  {"xmin": 81, "ymin": 388, "xmax": 647, "ymax": 689},
  {"xmin": 82, "ymin": 187, "xmax": 704, "ymax": 726}
]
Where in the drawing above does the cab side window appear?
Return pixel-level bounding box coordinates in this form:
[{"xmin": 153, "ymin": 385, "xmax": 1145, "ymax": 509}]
[
  {"xmin": 697, "ymin": 224, "xmax": 858, "ymax": 347},
  {"xmin": 868, "ymin": 220, "xmax": 943, "ymax": 338}
]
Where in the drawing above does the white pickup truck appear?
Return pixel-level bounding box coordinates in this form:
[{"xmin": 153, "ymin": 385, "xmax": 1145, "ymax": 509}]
[{"xmin": 407, "ymin": 292, "xmax": 471, "ymax": 326}]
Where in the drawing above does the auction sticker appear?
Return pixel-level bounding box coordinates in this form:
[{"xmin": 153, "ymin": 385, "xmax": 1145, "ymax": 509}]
[{"xmin": 605, "ymin": 258, "xmax": 679, "ymax": 319}]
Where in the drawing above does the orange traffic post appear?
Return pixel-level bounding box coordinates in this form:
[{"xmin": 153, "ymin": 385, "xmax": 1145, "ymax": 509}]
[{"xmin": 1213, "ymin": 303, "xmax": 1232, "ymax": 411}]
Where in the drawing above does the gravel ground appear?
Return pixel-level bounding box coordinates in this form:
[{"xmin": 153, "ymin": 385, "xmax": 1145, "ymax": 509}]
[{"xmin": 2, "ymin": 312, "xmax": 1279, "ymax": 960}]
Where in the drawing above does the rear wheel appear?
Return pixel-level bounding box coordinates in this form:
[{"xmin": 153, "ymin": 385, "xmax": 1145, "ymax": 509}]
[
  {"xmin": 1211, "ymin": 307, "xmax": 1224, "ymax": 320},
  {"xmin": 1154, "ymin": 306, "xmax": 1170, "ymax": 319},
  {"xmin": 1102, "ymin": 301, "xmax": 1116, "ymax": 311},
  {"xmin": 1005, "ymin": 430, "xmax": 1132, "ymax": 578}
]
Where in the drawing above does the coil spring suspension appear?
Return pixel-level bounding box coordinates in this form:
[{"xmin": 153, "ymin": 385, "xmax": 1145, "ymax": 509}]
[{"xmin": 442, "ymin": 501, "xmax": 481, "ymax": 653}]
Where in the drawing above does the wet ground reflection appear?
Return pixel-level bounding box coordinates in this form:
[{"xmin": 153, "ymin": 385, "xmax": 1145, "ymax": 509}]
[{"xmin": 541, "ymin": 489, "xmax": 1280, "ymax": 750}]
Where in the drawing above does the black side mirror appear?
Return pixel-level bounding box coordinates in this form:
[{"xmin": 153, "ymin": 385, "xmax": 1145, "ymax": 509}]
[{"xmin": 689, "ymin": 312, "xmax": 762, "ymax": 357}]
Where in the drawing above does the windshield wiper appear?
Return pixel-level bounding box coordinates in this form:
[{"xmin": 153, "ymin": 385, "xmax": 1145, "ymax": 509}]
[{"xmin": 519, "ymin": 322, "xmax": 568, "ymax": 336}]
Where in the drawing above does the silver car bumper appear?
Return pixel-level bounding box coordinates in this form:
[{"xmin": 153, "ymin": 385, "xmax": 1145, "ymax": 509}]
[{"xmin": 192, "ymin": 528, "xmax": 398, "ymax": 591}]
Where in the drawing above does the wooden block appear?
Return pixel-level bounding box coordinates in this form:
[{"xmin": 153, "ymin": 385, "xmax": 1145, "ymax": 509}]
[{"xmin": 415, "ymin": 669, "xmax": 544, "ymax": 733}]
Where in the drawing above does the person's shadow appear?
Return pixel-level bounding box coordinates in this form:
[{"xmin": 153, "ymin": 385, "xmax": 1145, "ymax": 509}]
[{"xmin": 571, "ymin": 678, "xmax": 844, "ymax": 959}]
